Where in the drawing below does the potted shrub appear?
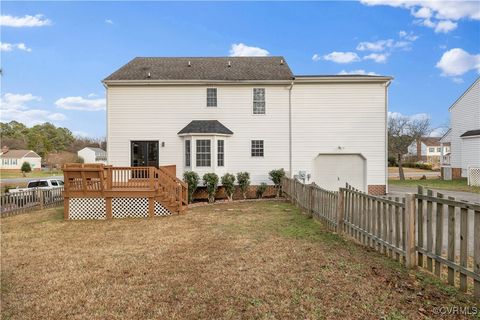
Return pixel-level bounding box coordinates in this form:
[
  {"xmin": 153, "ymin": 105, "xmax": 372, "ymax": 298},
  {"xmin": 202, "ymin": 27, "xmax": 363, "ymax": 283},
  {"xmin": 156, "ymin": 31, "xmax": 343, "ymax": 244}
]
[
  {"xmin": 221, "ymin": 173, "xmax": 235, "ymax": 201},
  {"xmin": 203, "ymin": 173, "xmax": 219, "ymax": 203},
  {"xmin": 183, "ymin": 171, "xmax": 200, "ymax": 204},
  {"xmin": 256, "ymin": 182, "xmax": 268, "ymax": 199},
  {"xmin": 269, "ymin": 168, "xmax": 285, "ymax": 198},
  {"xmin": 236, "ymin": 172, "xmax": 250, "ymax": 199}
]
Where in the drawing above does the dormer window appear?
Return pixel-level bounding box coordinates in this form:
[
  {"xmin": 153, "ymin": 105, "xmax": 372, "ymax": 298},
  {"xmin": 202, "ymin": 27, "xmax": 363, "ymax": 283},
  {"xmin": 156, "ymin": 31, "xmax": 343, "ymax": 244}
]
[{"xmin": 207, "ymin": 88, "xmax": 217, "ymax": 107}]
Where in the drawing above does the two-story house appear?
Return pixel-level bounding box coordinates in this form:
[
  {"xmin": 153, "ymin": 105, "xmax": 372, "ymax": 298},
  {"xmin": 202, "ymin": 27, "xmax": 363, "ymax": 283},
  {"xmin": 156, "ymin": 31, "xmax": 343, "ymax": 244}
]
[
  {"xmin": 406, "ymin": 137, "xmax": 450, "ymax": 168},
  {"xmin": 440, "ymin": 77, "xmax": 480, "ymax": 184},
  {"xmin": 103, "ymin": 57, "xmax": 392, "ymax": 194}
]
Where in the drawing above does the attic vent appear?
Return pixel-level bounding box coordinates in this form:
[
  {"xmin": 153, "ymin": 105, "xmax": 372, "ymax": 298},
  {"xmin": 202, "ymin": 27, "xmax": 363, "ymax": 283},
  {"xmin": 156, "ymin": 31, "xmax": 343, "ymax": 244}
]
[
  {"xmin": 227, "ymin": 61, "xmax": 231, "ymax": 67},
  {"xmin": 188, "ymin": 61, "xmax": 191, "ymax": 67},
  {"xmin": 280, "ymin": 59, "xmax": 284, "ymax": 65}
]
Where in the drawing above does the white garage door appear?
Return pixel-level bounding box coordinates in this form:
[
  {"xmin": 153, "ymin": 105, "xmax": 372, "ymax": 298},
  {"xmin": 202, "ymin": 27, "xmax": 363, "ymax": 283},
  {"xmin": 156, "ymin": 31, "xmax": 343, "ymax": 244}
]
[{"xmin": 313, "ymin": 154, "xmax": 366, "ymax": 192}]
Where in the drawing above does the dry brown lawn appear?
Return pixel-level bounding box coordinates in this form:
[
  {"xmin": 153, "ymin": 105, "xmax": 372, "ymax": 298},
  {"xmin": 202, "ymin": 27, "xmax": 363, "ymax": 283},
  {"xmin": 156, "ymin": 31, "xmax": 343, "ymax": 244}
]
[{"xmin": 1, "ymin": 201, "xmax": 476, "ymax": 319}]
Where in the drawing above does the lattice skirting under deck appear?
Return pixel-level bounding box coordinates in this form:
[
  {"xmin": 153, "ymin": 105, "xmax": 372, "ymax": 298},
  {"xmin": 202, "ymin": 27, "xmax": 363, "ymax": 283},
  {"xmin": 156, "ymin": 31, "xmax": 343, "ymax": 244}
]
[
  {"xmin": 69, "ymin": 198, "xmax": 106, "ymax": 220},
  {"xmin": 67, "ymin": 198, "xmax": 172, "ymax": 219}
]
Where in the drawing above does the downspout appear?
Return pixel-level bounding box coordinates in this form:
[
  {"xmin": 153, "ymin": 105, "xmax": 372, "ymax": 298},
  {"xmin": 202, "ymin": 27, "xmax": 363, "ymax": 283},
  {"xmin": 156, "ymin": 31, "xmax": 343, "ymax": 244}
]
[
  {"xmin": 384, "ymin": 80, "xmax": 392, "ymax": 194},
  {"xmin": 102, "ymin": 82, "xmax": 109, "ymax": 165},
  {"xmin": 289, "ymin": 79, "xmax": 294, "ymax": 178}
]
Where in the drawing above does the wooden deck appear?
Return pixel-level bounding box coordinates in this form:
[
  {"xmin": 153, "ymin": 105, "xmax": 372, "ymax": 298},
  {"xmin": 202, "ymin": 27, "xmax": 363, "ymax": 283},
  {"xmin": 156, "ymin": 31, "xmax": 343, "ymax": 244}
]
[{"xmin": 63, "ymin": 164, "xmax": 188, "ymax": 219}]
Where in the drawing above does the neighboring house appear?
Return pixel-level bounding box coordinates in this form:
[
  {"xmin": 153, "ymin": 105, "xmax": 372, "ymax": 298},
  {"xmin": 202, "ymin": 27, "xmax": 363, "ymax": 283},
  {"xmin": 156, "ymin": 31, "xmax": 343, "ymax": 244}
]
[
  {"xmin": 0, "ymin": 146, "xmax": 41, "ymax": 171},
  {"xmin": 406, "ymin": 137, "xmax": 450, "ymax": 167},
  {"xmin": 440, "ymin": 77, "xmax": 480, "ymax": 184},
  {"xmin": 77, "ymin": 147, "xmax": 108, "ymax": 164},
  {"xmin": 103, "ymin": 57, "xmax": 392, "ymax": 194}
]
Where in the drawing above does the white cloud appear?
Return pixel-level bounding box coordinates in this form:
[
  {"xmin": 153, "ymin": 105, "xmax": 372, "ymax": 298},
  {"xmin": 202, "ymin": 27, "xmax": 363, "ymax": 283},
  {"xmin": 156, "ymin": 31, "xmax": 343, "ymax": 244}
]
[
  {"xmin": 87, "ymin": 93, "xmax": 98, "ymax": 98},
  {"xmin": 229, "ymin": 43, "xmax": 269, "ymax": 57},
  {"xmin": 436, "ymin": 48, "xmax": 480, "ymax": 77},
  {"xmin": 55, "ymin": 96, "xmax": 106, "ymax": 111},
  {"xmin": 338, "ymin": 69, "xmax": 379, "ymax": 76},
  {"xmin": 321, "ymin": 51, "xmax": 361, "ymax": 64},
  {"xmin": 105, "ymin": 19, "xmax": 114, "ymax": 25},
  {"xmin": 0, "ymin": 93, "xmax": 66, "ymax": 126},
  {"xmin": 388, "ymin": 111, "xmax": 430, "ymax": 122},
  {"xmin": 312, "ymin": 54, "xmax": 321, "ymax": 61},
  {"xmin": 364, "ymin": 53, "xmax": 388, "ymax": 63},
  {"xmin": 0, "ymin": 42, "xmax": 31, "ymax": 52},
  {"xmin": 434, "ymin": 20, "xmax": 458, "ymax": 33},
  {"xmin": 0, "ymin": 14, "xmax": 51, "ymax": 27},
  {"xmin": 361, "ymin": 0, "xmax": 479, "ymax": 33},
  {"xmin": 398, "ymin": 30, "xmax": 419, "ymax": 41},
  {"xmin": 452, "ymin": 77, "xmax": 464, "ymax": 84},
  {"xmin": 357, "ymin": 39, "xmax": 394, "ymax": 52}
]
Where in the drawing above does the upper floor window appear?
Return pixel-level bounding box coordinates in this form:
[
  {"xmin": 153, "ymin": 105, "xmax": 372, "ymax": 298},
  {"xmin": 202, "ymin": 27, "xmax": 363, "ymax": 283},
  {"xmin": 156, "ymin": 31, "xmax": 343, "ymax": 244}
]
[
  {"xmin": 217, "ymin": 140, "xmax": 224, "ymax": 167},
  {"xmin": 429, "ymin": 147, "xmax": 435, "ymax": 152},
  {"xmin": 185, "ymin": 140, "xmax": 191, "ymax": 167},
  {"xmin": 196, "ymin": 139, "xmax": 211, "ymax": 167},
  {"xmin": 253, "ymin": 88, "xmax": 265, "ymax": 114},
  {"xmin": 207, "ymin": 88, "xmax": 217, "ymax": 107},
  {"xmin": 437, "ymin": 147, "xmax": 441, "ymax": 152},
  {"xmin": 251, "ymin": 140, "xmax": 264, "ymax": 157}
]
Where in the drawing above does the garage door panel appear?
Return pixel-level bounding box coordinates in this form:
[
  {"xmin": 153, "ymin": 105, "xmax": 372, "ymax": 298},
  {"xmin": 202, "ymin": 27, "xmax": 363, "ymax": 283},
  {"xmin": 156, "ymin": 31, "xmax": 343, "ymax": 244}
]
[{"xmin": 313, "ymin": 154, "xmax": 366, "ymax": 192}]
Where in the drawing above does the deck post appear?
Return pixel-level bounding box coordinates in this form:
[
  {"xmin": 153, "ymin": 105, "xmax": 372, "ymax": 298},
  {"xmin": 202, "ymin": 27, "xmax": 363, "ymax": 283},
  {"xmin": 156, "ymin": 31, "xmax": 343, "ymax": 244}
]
[
  {"xmin": 148, "ymin": 197, "xmax": 155, "ymax": 218},
  {"xmin": 106, "ymin": 197, "xmax": 112, "ymax": 219}
]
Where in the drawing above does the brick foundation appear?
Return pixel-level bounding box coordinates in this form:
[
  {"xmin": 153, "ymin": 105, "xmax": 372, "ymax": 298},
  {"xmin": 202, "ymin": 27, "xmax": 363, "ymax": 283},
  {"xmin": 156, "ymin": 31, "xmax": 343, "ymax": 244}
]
[{"xmin": 368, "ymin": 185, "xmax": 386, "ymax": 195}]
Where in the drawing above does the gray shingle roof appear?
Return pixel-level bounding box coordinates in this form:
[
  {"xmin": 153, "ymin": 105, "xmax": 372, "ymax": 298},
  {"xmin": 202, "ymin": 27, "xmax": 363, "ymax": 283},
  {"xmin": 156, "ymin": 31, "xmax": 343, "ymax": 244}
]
[
  {"xmin": 0, "ymin": 150, "xmax": 40, "ymax": 159},
  {"xmin": 178, "ymin": 120, "xmax": 233, "ymax": 135},
  {"xmin": 85, "ymin": 147, "xmax": 107, "ymax": 156},
  {"xmin": 104, "ymin": 57, "xmax": 293, "ymax": 81},
  {"xmin": 460, "ymin": 129, "xmax": 480, "ymax": 137}
]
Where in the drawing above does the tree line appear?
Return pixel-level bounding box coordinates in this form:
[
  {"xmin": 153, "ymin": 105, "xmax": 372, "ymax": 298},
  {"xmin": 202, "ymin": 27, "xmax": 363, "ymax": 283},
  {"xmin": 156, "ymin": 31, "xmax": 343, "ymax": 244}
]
[{"xmin": 0, "ymin": 121, "xmax": 106, "ymax": 159}]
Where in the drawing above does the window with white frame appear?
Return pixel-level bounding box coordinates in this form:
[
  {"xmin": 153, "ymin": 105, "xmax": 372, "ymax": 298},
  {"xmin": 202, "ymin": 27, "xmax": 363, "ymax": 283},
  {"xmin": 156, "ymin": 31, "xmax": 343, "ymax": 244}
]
[
  {"xmin": 196, "ymin": 140, "xmax": 211, "ymax": 167},
  {"xmin": 437, "ymin": 147, "xmax": 441, "ymax": 152},
  {"xmin": 217, "ymin": 140, "xmax": 224, "ymax": 167},
  {"xmin": 253, "ymin": 88, "xmax": 265, "ymax": 114},
  {"xmin": 185, "ymin": 140, "xmax": 191, "ymax": 167},
  {"xmin": 429, "ymin": 147, "xmax": 435, "ymax": 152},
  {"xmin": 207, "ymin": 88, "xmax": 217, "ymax": 107},
  {"xmin": 251, "ymin": 140, "xmax": 264, "ymax": 157}
]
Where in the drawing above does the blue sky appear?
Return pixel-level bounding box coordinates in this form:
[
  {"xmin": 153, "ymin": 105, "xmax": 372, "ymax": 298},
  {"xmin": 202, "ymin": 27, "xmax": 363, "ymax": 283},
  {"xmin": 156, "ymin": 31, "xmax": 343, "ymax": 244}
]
[{"xmin": 1, "ymin": 1, "xmax": 479, "ymax": 138}]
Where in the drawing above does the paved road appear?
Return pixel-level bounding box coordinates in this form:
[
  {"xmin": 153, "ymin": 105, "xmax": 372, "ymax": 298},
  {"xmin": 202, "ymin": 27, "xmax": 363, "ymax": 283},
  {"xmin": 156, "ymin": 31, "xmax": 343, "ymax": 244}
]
[
  {"xmin": 0, "ymin": 176, "xmax": 63, "ymax": 185},
  {"xmin": 388, "ymin": 185, "xmax": 480, "ymax": 203},
  {"xmin": 388, "ymin": 185, "xmax": 479, "ymax": 255}
]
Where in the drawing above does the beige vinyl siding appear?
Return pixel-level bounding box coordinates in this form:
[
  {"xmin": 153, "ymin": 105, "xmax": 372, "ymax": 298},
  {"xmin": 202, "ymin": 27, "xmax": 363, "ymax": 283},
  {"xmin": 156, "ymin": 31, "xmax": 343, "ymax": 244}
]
[
  {"xmin": 107, "ymin": 85, "xmax": 290, "ymax": 184},
  {"xmin": 291, "ymin": 82, "xmax": 387, "ymax": 188},
  {"xmin": 448, "ymin": 79, "xmax": 480, "ymax": 176}
]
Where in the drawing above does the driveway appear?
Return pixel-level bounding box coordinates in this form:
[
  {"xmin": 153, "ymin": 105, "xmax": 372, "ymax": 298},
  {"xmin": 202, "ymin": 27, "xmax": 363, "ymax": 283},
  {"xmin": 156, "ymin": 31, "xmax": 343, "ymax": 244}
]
[{"xmin": 387, "ymin": 185, "xmax": 480, "ymax": 203}]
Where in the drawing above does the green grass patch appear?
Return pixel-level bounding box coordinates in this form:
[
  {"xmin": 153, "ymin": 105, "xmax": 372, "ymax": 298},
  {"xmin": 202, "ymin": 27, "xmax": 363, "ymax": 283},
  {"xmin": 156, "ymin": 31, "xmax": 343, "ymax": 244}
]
[
  {"xmin": 389, "ymin": 178, "xmax": 480, "ymax": 193},
  {"xmin": 0, "ymin": 170, "xmax": 62, "ymax": 179}
]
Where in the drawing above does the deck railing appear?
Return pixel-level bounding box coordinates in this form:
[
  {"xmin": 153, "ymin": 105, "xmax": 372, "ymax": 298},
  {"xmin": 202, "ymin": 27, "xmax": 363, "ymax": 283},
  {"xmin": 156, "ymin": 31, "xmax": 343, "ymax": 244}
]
[{"xmin": 63, "ymin": 164, "xmax": 188, "ymax": 218}]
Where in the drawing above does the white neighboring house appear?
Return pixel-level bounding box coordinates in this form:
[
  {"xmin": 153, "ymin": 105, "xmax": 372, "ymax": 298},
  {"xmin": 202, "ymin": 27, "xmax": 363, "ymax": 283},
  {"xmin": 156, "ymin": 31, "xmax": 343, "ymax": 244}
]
[
  {"xmin": 406, "ymin": 137, "xmax": 450, "ymax": 167},
  {"xmin": 103, "ymin": 57, "xmax": 392, "ymax": 194},
  {"xmin": 0, "ymin": 146, "xmax": 42, "ymax": 171},
  {"xmin": 77, "ymin": 147, "xmax": 107, "ymax": 164},
  {"xmin": 440, "ymin": 77, "xmax": 480, "ymax": 185}
]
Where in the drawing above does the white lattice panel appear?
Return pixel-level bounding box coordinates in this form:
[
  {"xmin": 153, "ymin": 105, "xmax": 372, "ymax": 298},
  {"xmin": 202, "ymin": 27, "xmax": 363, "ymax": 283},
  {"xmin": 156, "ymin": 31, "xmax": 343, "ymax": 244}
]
[
  {"xmin": 69, "ymin": 198, "xmax": 106, "ymax": 220},
  {"xmin": 112, "ymin": 198, "xmax": 148, "ymax": 218},
  {"xmin": 155, "ymin": 201, "xmax": 172, "ymax": 216},
  {"xmin": 468, "ymin": 167, "xmax": 480, "ymax": 187}
]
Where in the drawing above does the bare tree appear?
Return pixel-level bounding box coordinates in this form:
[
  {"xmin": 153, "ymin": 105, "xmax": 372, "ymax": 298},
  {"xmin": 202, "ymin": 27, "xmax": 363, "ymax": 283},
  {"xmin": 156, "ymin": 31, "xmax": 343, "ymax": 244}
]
[{"xmin": 388, "ymin": 114, "xmax": 431, "ymax": 180}]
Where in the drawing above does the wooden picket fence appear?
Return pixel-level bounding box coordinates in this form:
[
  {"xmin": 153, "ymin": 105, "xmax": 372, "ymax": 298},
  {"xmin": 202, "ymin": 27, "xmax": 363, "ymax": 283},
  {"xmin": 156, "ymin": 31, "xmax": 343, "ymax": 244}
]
[
  {"xmin": 281, "ymin": 177, "xmax": 480, "ymax": 301},
  {"xmin": 1, "ymin": 187, "xmax": 64, "ymax": 217}
]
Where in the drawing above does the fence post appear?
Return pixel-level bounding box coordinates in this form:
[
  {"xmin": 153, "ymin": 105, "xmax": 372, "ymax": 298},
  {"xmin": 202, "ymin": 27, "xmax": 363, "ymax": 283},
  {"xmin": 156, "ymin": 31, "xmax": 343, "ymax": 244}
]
[
  {"xmin": 308, "ymin": 184, "xmax": 314, "ymax": 217},
  {"xmin": 405, "ymin": 193, "xmax": 416, "ymax": 268},
  {"xmin": 39, "ymin": 189, "xmax": 44, "ymax": 210},
  {"xmin": 336, "ymin": 188, "xmax": 345, "ymax": 234}
]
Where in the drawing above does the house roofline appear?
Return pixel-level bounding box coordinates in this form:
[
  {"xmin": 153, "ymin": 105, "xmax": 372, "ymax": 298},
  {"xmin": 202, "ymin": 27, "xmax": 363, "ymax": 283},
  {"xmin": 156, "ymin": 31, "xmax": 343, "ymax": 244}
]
[
  {"xmin": 103, "ymin": 75, "xmax": 393, "ymax": 87},
  {"xmin": 448, "ymin": 76, "xmax": 480, "ymax": 111}
]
